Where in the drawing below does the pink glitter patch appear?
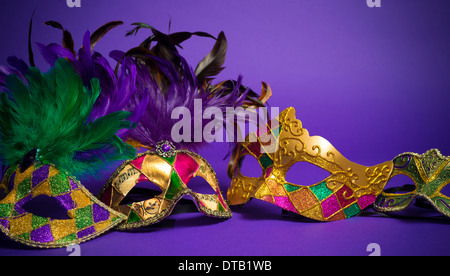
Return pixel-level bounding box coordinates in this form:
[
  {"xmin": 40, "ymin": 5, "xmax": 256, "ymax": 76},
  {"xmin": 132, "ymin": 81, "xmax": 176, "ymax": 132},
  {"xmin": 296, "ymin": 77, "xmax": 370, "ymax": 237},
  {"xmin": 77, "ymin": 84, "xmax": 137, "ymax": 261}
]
[
  {"xmin": 131, "ymin": 155, "xmax": 146, "ymax": 170},
  {"xmin": 357, "ymin": 194, "xmax": 376, "ymax": 210},
  {"xmin": 174, "ymin": 153, "xmax": 199, "ymax": 185},
  {"xmin": 265, "ymin": 167, "xmax": 273, "ymax": 178},
  {"xmin": 274, "ymin": 196, "xmax": 298, "ymax": 213},
  {"xmin": 321, "ymin": 194, "xmax": 341, "ymax": 218}
]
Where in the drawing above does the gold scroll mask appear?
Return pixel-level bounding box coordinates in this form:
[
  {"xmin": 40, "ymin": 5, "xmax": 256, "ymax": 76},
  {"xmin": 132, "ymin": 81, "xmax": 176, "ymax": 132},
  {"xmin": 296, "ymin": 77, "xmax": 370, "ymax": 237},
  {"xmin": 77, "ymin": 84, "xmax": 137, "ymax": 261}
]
[
  {"xmin": 99, "ymin": 148, "xmax": 232, "ymax": 230},
  {"xmin": 227, "ymin": 107, "xmax": 393, "ymax": 221}
]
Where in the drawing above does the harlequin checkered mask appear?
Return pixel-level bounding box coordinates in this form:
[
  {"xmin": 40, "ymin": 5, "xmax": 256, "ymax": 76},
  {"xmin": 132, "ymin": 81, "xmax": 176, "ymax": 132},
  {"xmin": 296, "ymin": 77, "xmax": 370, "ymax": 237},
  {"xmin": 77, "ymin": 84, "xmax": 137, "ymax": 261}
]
[
  {"xmin": 227, "ymin": 107, "xmax": 394, "ymax": 221},
  {"xmin": 373, "ymin": 149, "xmax": 450, "ymax": 217},
  {"xmin": 99, "ymin": 142, "xmax": 232, "ymax": 230},
  {"xmin": 0, "ymin": 154, "xmax": 125, "ymax": 248}
]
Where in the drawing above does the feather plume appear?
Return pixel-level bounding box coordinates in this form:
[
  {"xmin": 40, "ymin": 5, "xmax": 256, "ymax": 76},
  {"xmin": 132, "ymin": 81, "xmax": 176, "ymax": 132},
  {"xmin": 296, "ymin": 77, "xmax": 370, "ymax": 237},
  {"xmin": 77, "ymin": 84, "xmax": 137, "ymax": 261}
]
[
  {"xmin": 121, "ymin": 23, "xmax": 270, "ymax": 152},
  {"xmin": 0, "ymin": 58, "xmax": 136, "ymax": 177},
  {"xmin": 194, "ymin": 31, "xmax": 227, "ymax": 85},
  {"xmin": 36, "ymin": 21, "xmax": 148, "ymax": 137}
]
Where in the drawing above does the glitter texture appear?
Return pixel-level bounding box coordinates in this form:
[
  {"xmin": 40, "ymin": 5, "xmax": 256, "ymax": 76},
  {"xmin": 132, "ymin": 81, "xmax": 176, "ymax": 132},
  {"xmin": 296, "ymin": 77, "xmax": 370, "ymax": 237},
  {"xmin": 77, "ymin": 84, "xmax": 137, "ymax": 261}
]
[
  {"xmin": 290, "ymin": 188, "xmax": 318, "ymax": 212},
  {"xmin": 321, "ymin": 194, "xmax": 341, "ymax": 219},
  {"xmin": 309, "ymin": 181, "xmax": 332, "ymax": 201},
  {"xmin": 0, "ymin": 165, "xmax": 124, "ymax": 247},
  {"xmin": 30, "ymin": 224, "xmax": 53, "ymax": 243},
  {"xmin": 274, "ymin": 196, "xmax": 297, "ymax": 213},
  {"xmin": 358, "ymin": 194, "xmax": 376, "ymax": 210},
  {"xmin": 335, "ymin": 185, "xmax": 356, "ymax": 208},
  {"xmin": 343, "ymin": 203, "xmax": 361, "ymax": 218},
  {"xmin": 92, "ymin": 203, "xmax": 109, "ymax": 223},
  {"xmin": 32, "ymin": 165, "xmax": 49, "ymax": 188},
  {"xmin": 259, "ymin": 153, "xmax": 273, "ymax": 169}
]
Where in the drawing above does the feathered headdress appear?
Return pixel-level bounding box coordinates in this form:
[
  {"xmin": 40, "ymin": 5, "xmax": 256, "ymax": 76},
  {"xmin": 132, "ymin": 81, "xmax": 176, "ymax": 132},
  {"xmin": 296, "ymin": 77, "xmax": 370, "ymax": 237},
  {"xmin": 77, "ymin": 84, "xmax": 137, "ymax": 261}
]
[
  {"xmin": 116, "ymin": 23, "xmax": 271, "ymax": 151},
  {"xmin": 0, "ymin": 58, "xmax": 135, "ymax": 178}
]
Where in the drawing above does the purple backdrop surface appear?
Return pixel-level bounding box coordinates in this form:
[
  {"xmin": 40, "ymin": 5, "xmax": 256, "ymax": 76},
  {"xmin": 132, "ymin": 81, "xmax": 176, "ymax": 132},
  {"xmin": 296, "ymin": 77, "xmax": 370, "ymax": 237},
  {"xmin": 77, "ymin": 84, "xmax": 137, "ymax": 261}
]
[{"xmin": 0, "ymin": 0, "xmax": 449, "ymax": 256}]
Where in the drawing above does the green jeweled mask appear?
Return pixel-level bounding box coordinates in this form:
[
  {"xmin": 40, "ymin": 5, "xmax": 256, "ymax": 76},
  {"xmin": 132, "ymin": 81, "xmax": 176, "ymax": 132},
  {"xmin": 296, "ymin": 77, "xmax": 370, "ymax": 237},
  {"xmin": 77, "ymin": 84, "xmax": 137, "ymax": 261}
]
[{"xmin": 374, "ymin": 149, "xmax": 450, "ymax": 217}]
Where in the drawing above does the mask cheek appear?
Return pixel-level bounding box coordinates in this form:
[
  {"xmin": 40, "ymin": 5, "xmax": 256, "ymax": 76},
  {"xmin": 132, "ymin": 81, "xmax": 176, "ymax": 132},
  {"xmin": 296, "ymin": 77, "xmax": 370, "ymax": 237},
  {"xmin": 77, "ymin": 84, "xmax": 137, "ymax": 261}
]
[{"xmin": 0, "ymin": 165, "xmax": 124, "ymax": 248}]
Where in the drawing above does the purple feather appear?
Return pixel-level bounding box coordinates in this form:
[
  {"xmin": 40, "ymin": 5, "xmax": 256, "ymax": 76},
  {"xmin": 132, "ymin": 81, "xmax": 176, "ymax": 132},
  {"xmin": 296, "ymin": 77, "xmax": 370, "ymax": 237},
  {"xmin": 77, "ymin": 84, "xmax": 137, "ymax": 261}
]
[
  {"xmin": 36, "ymin": 30, "xmax": 148, "ymax": 138},
  {"xmin": 125, "ymin": 52, "xmax": 249, "ymax": 151}
]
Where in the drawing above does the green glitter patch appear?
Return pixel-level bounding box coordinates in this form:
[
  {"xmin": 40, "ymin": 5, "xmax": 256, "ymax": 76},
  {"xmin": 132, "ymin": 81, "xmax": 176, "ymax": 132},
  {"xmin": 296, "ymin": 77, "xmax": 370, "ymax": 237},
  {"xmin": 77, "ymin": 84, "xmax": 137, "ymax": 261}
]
[
  {"xmin": 284, "ymin": 184, "xmax": 301, "ymax": 193},
  {"xmin": 57, "ymin": 233, "xmax": 77, "ymax": 243},
  {"xmin": 75, "ymin": 205, "xmax": 93, "ymax": 230},
  {"xmin": 0, "ymin": 203, "xmax": 13, "ymax": 217},
  {"xmin": 49, "ymin": 173, "xmax": 71, "ymax": 196},
  {"xmin": 16, "ymin": 177, "xmax": 31, "ymax": 200},
  {"xmin": 309, "ymin": 181, "xmax": 333, "ymax": 201},
  {"xmin": 343, "ymin": 202, "xmax": 361, "ymax": 218},
  {"xmin": 18, "ymin": 232, "xmax": 30, "ymax": 241},
  {"xmin": 31, "ymin": 215, "xmax": 49, "ymax": 230},
  {"xmin": 259, "ymin": 153, "xmax": 273, "ymax": 169}
]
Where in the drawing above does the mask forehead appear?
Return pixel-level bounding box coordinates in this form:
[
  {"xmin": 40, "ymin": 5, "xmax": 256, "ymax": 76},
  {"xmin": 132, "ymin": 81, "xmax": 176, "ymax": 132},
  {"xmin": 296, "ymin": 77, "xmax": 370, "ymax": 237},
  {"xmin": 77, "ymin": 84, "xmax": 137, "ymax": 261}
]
[
  {"xmin": 101, "ymin": 150, "xmax": 231, "ymax": 230},
  {"xmin": 228, "ymin": 107, "xmax": 393, "ymax": 221},
  {"xmin": 374, "ymin": 149, "xmax": 450, "ymax": 217},
  {"xmin": 0, "ymin": 164, "xmax": 125, "ymax": 248}
]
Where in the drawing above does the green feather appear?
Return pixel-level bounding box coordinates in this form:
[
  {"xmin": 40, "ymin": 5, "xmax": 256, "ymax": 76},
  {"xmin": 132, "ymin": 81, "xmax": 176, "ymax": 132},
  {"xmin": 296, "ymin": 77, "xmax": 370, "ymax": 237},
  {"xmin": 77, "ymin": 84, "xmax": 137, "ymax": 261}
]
[{"xmin": 0, "ymin": 58, "xmax": 136, "ymax": 177}]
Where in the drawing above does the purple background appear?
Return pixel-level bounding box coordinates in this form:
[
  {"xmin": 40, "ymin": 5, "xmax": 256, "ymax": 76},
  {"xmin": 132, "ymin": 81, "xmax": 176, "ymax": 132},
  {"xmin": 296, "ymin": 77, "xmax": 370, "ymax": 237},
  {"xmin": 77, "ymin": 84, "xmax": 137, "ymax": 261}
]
[{"xmin": 0, "ymin": 0, "xmax": 449, "ymax": 256}]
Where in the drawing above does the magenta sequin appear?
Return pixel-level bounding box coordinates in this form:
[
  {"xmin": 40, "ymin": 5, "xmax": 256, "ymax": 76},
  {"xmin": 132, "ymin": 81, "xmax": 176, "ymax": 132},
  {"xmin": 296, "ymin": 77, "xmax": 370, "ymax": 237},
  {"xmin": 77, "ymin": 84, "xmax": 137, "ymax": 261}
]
[{"xmin": 321, "ymin": 194, "xmax": 341, "ymax": 218}]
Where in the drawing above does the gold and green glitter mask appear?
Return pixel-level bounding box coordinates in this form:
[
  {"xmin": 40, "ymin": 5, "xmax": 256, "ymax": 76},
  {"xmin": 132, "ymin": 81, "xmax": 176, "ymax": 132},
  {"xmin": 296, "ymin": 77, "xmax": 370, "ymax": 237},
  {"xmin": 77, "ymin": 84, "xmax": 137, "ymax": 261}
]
[
  {"xmin": 373, "ymin": 149, "xmax": 450, "ymax": 217},
  {"xmin": 227, "ymin": 107, "xmax": 393, "ymax": 221},
  {"xmin": 0, "ymin": 159, "xmax": 125, "ymax": 248},
  {"xmin": 99, "ymin": 141, "xmax": 232, "ymax": 230}
]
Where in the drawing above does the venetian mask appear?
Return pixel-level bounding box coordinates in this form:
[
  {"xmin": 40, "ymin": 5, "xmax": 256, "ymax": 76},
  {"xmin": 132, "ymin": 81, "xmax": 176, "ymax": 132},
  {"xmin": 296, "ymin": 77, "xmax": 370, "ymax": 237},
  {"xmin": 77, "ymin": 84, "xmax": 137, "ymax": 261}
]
[
  {"xmin": 373, "ymin": 149, "xmax": 450, "ymax": 217},
  {"xmin": 99, "ymin": 141, "xmax": 232, "ymax": 230},
  {"xmin": 227, "ymin": 107, "xmax": 393, "ymax": 221},
  {"xmin": 0, "ymin": 152, "xmax": 125, "ymax": 248}
]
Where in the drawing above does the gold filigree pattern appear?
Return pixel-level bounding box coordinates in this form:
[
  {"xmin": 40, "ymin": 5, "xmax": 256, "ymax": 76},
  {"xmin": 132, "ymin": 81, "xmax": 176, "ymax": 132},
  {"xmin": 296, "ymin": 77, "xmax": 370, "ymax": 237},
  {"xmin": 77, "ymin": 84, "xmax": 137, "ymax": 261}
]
[{"xmin": 228, "ymin": 107, "xmax": 394, "ymax": 221}]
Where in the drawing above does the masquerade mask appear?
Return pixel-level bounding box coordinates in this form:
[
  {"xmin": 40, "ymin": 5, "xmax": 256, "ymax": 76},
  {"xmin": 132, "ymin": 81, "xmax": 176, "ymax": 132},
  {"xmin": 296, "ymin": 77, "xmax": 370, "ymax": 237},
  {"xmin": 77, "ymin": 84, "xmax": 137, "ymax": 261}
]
[
  {"xmin": 373, "ymin": 149, "xmax": 450, "ymax": 217},
  {"xmin": 99, "ymin": 142, "xmax": 231, "ymax": 230},
  {"xmin": 99, "ymin": 24, "xmax": 270, "ymax": 229},
  {"xmin": 0, "ymin": 160, "xmax": 125, "ymax": 248},
  {"xmin": 0, "ymin": 57, "xmax": 135, "ymax": 247},
  {"xmin": 227, "ymin": 107, "xmax": 393, "ymax": 221}
]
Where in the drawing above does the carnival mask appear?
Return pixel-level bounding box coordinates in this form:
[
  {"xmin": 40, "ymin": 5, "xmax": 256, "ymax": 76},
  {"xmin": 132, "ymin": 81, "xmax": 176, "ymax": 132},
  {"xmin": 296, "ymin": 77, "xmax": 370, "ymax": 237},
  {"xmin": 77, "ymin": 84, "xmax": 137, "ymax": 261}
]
[
  {"xmin": 0, "ymin": 57, "xmax": 135, "ymax": 247},
  {"xmin": 227, "ymin": 107, "xmax": 394, "ymax": 221},
  {"xmin": 0, "ymin": 158, "xmax": 125, "ymax": 248},
  {"xmin": 99, "ymin": 142, "xmax": 232, "ymax": 230},
  {"xmin": 373, "ymin": 149, "xmax": 450, "ymax": 217}
]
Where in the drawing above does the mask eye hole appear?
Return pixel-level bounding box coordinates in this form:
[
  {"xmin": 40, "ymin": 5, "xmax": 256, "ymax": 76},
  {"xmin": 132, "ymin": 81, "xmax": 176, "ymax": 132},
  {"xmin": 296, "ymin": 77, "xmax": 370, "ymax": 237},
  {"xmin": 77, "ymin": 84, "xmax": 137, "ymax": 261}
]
[
  {"xmin": 238, "ymin": 155, "xmax": 263, "ymax": 178},
  {"xmin": 120, "ymin": 180, "xmax": 163, "ymax": 205},
  {"xmin": 284, "ymin": 161, "xmax": 331, "ymax": 186},
  {"xmin": 384, "ymin": 174, "xmax": 416, "ymax": 194},
  {"xmin": 22, "ymin": 195, "xmax": 71, "ymax": 220},
  {"xmin": 187, "ymin": 176, "xmax": 218, "ymax": 195},
  {"xmin": 439, "ymin": 183, "xmax": 450, "ymax": 198}
]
